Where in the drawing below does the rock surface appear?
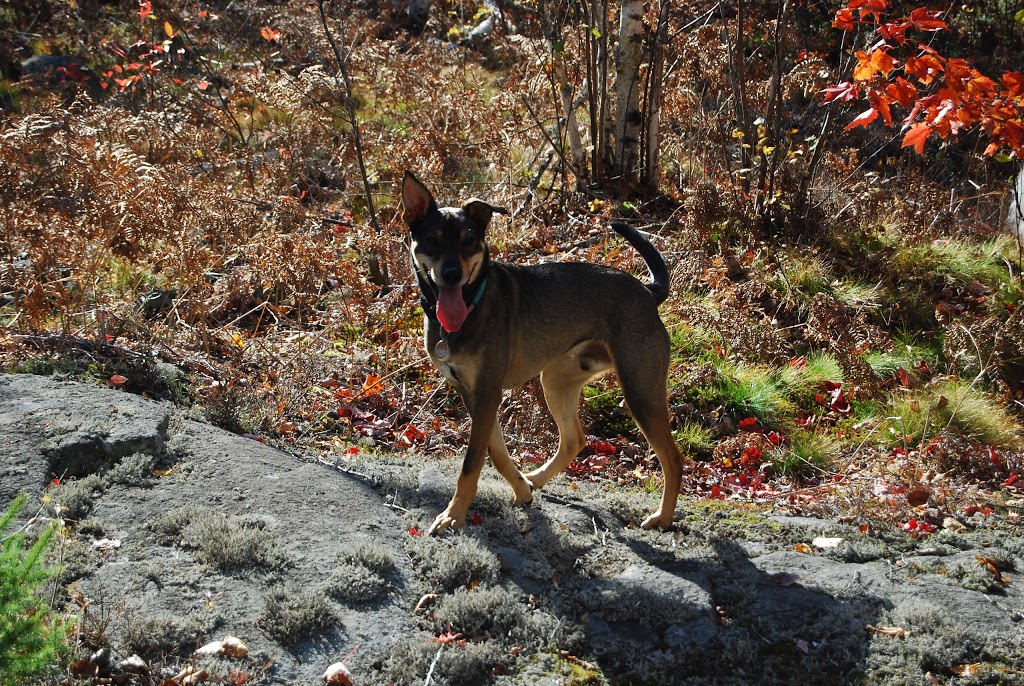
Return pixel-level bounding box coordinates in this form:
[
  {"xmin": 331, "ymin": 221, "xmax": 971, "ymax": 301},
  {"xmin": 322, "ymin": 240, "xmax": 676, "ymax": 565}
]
[{"xmin": 2, "ymin": 373, "xmax": 1022, "ymax": 685}]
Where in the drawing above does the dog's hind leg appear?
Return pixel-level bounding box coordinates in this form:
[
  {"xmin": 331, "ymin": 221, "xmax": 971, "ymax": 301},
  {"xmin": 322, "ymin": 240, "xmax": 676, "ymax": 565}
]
[
  {"xmin": 526, "ymin": 343, "xmax": 609, "ymax": 490},
  {"xmin": 614, "ymin": 340, "xmax": 685, "ymax": 530},
  {"xmin": 488, "ymin": 419, "xmax": 534, "ymax": 506}
]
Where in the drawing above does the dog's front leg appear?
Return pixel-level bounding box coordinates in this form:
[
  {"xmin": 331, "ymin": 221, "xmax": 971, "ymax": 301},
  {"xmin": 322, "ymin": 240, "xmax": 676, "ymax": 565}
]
[
  {"xmin": 428, "ymin": 387, "xmax": 502, "ymax": 535},
  {"xmin": 488, "ymin": 420, "xmax": 534, "ymax": 507}
]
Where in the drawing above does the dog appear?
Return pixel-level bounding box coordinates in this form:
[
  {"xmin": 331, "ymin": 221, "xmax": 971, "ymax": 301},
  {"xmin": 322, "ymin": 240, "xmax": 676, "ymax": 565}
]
[{"xmin": 401, "ymin": 171, "xmax": 685, "ymax": 535}]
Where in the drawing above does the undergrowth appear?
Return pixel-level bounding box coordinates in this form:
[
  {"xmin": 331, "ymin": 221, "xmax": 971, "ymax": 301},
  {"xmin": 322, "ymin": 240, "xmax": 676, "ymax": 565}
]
[
  {"xmin": 0, "ymin": 6, "xmax": 1022, "ymax": 679},
  {"xmin": 0, "ymin": 495, "xmax": 70, "ymax": 685}
]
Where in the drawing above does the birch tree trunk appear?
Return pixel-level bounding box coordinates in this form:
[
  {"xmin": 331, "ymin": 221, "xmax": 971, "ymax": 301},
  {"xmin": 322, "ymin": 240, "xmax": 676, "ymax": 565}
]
[
  {"xmin": 613, "ymin": 0, "xmax": 644, "ymax": 181},
  {"xmin": 550, "ymin": 44, "xmax": 587, "ymax": 185}
]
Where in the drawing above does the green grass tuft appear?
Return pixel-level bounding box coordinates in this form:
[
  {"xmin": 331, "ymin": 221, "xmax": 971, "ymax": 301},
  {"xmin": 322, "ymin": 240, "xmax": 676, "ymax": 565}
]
[
  {"xmin": 772, "ymin": 429, "xmax": 841, "ymax": 478},
  {"xmin": 673, "ymin": 420, "xmax": 715, "ymax": 458},
  {"xmin": 884, "ymin": 380, "xmax": 1020, "ymax": 449},
  {"xmin": 765, "ymin": 248, "xmax": 833, "ymax": 311}
]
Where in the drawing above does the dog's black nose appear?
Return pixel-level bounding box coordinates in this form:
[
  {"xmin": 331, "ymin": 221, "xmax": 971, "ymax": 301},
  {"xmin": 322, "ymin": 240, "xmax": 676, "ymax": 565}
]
[{"xmin": 441, "ymin": 265, "xmax": 462, "ymax": 285}]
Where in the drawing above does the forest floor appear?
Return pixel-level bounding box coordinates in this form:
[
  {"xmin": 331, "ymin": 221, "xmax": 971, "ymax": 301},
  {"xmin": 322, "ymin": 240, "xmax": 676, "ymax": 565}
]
[{"xmin": 4, "ymin": 373, "xmax": 1023, "ymax": 686}]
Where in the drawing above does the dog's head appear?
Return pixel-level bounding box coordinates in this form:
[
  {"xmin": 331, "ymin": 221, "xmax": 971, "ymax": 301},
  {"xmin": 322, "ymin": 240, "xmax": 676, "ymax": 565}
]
[{"xmin": 401, "ymin": 171, "xmax": 507, "ymax": 290}]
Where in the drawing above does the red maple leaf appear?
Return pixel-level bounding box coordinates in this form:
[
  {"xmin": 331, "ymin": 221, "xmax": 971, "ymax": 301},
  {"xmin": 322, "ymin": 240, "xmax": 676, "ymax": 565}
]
[
  {"xmin": 901, "ymin": 121, "xmax": 932, "ymax": 153},
  {"xmin": 738, "ymin": 417, "xmax": 761, "ymax": 431},
  {"xmin": 844, "ymin": 107, "xmax": 880, "ymax": 131},
  {"xmin": 907, "ymin": 7, "xmax": 947, "ymax": 32},
  {"xmin": 435, "ymin": 629, "xmax": 464, "ymax": 644},
  {"xmin": 822, "ymin": 82, "xmax": 859, "ymax": 103}
]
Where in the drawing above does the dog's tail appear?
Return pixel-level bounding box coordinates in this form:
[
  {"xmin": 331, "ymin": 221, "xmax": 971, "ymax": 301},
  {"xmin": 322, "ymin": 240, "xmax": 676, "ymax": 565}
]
[{"xmin": 610, "ymin": 222, "xmax": 670, "ymax": 305}]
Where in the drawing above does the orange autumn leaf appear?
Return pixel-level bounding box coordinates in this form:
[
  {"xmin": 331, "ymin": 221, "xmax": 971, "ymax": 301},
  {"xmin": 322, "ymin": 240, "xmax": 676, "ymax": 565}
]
[
  {"xmin": 362, "ymin": 373, "xmax": 384, "ymax": 396},
  {"xmin": 868, "ymin": 89, "xmax": 893, "ymax": 126},
  {"xmin": 832, "ymin": 8, "xmax": 856, "ymax": 30},
  {"xmin": 884, "ymin": 77, "xmax": 918, "ymax": 108},
  {"xmin": 852, "ymin": 51, "xmax": 875, "ymax": 81},
  {"xmin": 907, "ymin": 7, "xmax": 946, "ymax": 32},
  {"xmin": 844, "ymin": 107, "xmax": 880, "ymax": 131},
  {"xmin": 852, "ymin": 48, "xmax": 897, "ymax": 82},
  {"xmin": 905, "ymin": 54, "xmax": 944, "ymax": 85},
  {"xmin": 1002, "ymin": 72, "xmax": 1024, "ymax": 99},
  {"xmin": 435, "ymin": 629, "xmax": 463, "ymax": 644},
  {"xmin": 901, "ymin": 121, "xmax": 932, "ymax": 153},
  {"xmin": 849, "ymin": 0, "xmax": 888, "ymax": 22}
]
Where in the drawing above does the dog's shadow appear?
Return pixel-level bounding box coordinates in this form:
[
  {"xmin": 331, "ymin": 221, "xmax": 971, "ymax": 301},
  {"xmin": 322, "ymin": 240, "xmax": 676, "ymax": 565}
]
[
  {"xmin": 473, "ymin": 484, "xmax": 884, "ymax": 685},
  {"xmin": 368, "ymin": 460, "xmax": 885, "ymax": 684}
]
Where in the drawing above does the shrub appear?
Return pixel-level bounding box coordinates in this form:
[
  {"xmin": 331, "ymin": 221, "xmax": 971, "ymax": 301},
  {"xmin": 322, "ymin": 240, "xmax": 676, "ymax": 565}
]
[
  {"xmin": 327, "ymin": 543, "xmax": 396, "ymax": 603},
  {"xmin": 406, "ymin": 535, "xmax": 499, "ymax": 593},
  {"xmin": 0, "ymin": 494, "xmax": 69, "ymax": 685},
  {"xmin": 257, "ymin": 586, "xmax": 336, "ymax": 646}
]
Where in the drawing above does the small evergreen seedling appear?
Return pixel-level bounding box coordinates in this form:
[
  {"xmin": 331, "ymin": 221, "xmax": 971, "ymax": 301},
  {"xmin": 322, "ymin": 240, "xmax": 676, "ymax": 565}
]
[{"xmin": 0, "ymin": 494, "xmax": 69, "ymax": 686}]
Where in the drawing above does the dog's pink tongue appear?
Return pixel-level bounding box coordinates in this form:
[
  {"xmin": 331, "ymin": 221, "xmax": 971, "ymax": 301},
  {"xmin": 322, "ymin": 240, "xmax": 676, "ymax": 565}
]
[{"xmin": 437, "ymin": 286, "xmax": 468, "ymax": 333}]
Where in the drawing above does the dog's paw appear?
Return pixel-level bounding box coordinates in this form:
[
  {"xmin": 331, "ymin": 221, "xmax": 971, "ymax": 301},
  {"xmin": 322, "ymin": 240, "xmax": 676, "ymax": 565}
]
[
  {"xmin": 510, "ymin": 477, "xmax": 534, "ymax": 508},
  {"xmin": 511, "ymin": 490, "xmax": 533, "ymax": 508},
  {"xmin": 524, "ymin": 470, "xmax": 549, "ymax": 491},
  {"xmin": 640, "ymin": 511, "xmax": 675, "ymax": 531},
  {"xmin": 427, "ymin": 510, "xmax": 465, "ymax": 536}
]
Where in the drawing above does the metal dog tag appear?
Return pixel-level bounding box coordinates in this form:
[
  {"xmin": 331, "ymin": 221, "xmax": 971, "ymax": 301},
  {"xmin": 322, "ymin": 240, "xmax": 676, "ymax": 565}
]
[{"xmin": 434, "ymin": 340, "xmax": 451, "ymax": 361}]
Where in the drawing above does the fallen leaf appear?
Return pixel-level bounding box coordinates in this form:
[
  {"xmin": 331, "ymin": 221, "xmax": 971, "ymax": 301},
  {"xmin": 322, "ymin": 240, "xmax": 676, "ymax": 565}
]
[
  {"xmin": 321, "ymin": 662, "xmax": 353, "ymax": 685},
  {"xmin": 866, "ymin": 625, "xmax": 909, "ymax": 639},
  {"xmin": 175, "ymin": 665, "xmax": 209, "ymax": 685},
  {"xmin": 91, "ymin": 538, "xmax": 121, "ymax": 551},
  {"xmin": 362, "ymin": 373, "xmax": 384, "ymax": 396},
  {"xmin": 119, "ymin": 655, "xmax": 149, "ymax": 674},
  {"xmin": 975, "ymin": 556, "xmax": 1010, "ymax": 584},
  {"xmin": 435, "ymin": 629, "xmax": 464, "ymax": 644},
  {"xmin": 811, "ymin": 537, "xmax": 844, "ymax": 549},
  {"xmin": 414, "ymin": 593, "xmax": 440, "ymax": 614},
  {"xmin": 950, "ymin": 663, "xmax": 982, "ymax": 677},
  {"xmin": 906, "ymin": 484, "xmax": 930, "ymax": 507},
  {"xmin": 221, "ymin": 637, "xmax": 248, "ymax": 659}
]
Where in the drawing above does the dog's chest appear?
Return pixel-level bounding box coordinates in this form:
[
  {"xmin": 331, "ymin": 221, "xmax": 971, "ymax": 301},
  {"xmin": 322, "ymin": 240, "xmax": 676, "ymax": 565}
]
[
  {"xmin": 426, "ymin": 335, "xmax": 478, "ymax": 390},
  {"xmin": 432, "ymin": 351, "xmax": 483, "ymax": 393},
  {"xmin": 430, "ymin": 352, "xmax": 458, "ymax": 384}
]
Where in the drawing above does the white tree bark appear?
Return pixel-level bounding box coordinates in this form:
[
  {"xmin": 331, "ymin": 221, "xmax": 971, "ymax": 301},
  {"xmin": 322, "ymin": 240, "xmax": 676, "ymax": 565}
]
[
  {"xmin": 550, "ymin": 46, "xmax": 587, "ymax": 184},
  {"xmin": 613, "ymin": 0, "xmax": 644, "ymax": 180}
]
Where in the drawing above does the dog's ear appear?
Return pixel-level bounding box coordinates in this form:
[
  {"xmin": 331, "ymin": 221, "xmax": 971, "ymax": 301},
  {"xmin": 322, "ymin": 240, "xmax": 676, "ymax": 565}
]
[
  {"xmin": 461, "ymin": 199, "xmax": 509, "ymax": 228},
  {"xmin": 401, "ymin": 171, "xmax": 437, "ymax": 225}
]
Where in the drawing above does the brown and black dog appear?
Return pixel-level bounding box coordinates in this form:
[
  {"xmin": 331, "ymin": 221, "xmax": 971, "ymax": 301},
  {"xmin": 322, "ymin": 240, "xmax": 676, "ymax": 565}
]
[{"xmin": 401, "ymin": 171, "xmax": 685, "ymax": 534}]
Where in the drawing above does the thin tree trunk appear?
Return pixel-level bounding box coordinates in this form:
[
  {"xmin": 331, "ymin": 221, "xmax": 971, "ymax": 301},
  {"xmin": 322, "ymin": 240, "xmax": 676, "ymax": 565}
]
[
  {"xmin": 584, "ymin": 0, "xmax": 610, "ymax": 182},
  {"xmin": 552, "ymin": 51, "xmax": 586, "ymax": 186},
  {"xmin": 613, "ymin": 0, "xmax": 644, "ymax": 181},
  {"xmin": 317, "ymin": 0, "xmax": 389, "ymax": 289},
  {"xmin": 643, "ymin": 2, "xmax": 667, "ymax": 186}
]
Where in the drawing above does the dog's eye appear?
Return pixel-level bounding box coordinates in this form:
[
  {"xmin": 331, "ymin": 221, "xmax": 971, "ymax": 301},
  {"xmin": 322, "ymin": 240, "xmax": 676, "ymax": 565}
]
[
  {"xmin": 461, "ymin": 235, "xmax": 477, "ymax": 250},
  {"xmin": 418, "ymin": 236, "xmax": 440, "ymax": 252}
]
